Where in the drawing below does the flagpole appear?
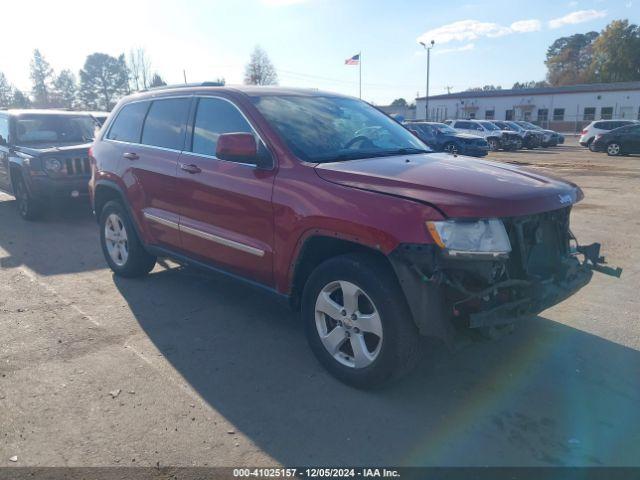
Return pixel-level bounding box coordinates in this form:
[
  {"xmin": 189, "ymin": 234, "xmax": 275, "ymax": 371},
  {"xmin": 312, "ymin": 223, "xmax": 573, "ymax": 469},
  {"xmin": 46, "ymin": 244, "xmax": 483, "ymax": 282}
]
[{"xmin": 359, "ymin": 51, "xmax": 362, "ymax": 99}]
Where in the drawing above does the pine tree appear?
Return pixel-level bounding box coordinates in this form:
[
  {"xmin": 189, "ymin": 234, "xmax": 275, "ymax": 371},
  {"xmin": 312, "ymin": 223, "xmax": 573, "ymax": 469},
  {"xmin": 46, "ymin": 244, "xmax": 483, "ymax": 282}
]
[
  {"xmin": 53, "ymin": 70, "xmax": 78, "ymax": 108},
  {"xmin": 30, "ymin": 49, "xmax": 54, "ymax": 107},
  {"xmin": 79, "ymin": 53, "xmax": 130, "ymax": 110}
]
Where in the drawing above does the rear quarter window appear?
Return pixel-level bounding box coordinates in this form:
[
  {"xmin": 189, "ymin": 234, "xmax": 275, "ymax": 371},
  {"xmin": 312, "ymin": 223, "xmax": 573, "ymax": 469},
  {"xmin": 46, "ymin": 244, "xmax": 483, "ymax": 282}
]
[
  {"xmin": 593, "ymin": 121, "xmax": 608, "ymax": 130},
  {"xmin": 107, "ymin": 102, "xmax": 150, "ymax": 143}
]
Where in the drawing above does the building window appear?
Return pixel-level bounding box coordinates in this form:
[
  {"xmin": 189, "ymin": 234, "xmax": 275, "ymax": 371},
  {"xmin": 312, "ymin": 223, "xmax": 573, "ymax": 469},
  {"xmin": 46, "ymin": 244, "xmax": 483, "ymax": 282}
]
[
  {"xmin": 553, "ymin": 108, "xmax": 565, "ymax": 121},
  {"xmin": 537, "ymin": 109, "xmax": 548, "ymax": 121},
  {"xmin": 468, "ymin": 112, "xmax": 476, "ymax": 119},
  {"xmin": 584, "ymin": 107, "xmax": 596, "ymax": 121},
  {"xmin": 505, "ymin": 109, "xmax": 514, "ymax": 120},
  {"xmin": 485, "ymin": 110, "xmax": 495, "ymax": 120},
  {"xmin": 601, "ymin": 107, "xmax": 613, "ymax": 119}
]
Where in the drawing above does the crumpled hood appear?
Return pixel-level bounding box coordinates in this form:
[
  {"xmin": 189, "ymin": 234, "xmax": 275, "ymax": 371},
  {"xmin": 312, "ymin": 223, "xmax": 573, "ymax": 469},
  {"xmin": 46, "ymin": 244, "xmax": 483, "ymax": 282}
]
[
  {"xmin": 315, "ymin": 152, "xmax": 583, "ymax": 218},
  {"xmin": 15, "ymin": 143, "xmax": 92, "ymax": 157}
]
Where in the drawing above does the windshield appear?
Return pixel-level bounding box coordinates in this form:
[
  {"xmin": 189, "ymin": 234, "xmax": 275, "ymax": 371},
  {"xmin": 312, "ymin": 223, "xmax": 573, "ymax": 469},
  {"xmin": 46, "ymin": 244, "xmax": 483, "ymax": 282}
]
[
  {"xmin": 432, "ymin": 123, "xmax": 457, "ymax": 134},
  {"xmin": 252, "ymin": 95, "xmax": 429, "ymax": 162},
  {"xmin": 479, "ymin": 121, "xmax": 500, "ymax": 131},
  {"xmin": 16, "ymin": 115, "xmax": 96, "ymax": 146},
  {"xmin": 520, "ymin": 121, "xmax": 541, "ymax": 130}
]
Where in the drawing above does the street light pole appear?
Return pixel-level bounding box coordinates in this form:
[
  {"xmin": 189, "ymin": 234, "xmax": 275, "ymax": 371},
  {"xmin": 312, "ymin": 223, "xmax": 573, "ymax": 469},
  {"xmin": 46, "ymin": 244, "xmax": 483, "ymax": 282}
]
[{"xmin": 420, "ymin": 40, "xmax": 435, "ymax": 121}]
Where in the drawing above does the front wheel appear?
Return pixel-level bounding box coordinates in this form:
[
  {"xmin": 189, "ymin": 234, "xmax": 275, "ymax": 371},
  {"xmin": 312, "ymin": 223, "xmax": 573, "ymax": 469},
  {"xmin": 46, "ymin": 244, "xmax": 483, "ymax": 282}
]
[
  {"xmin": 14, "ymin": 176, "xmax": 42, "ymax": 221},
  {"xmin": 607, "ymin": 142, "xmax": 621, "ymax": 156},
  {"xmin": 487, "ymin": 138, "xmax": 500, "ymax": 151},
  {"xmin": 99, "ymin": 200, "xmax": 156, "ymax": 277},
  {"xmin": 302, "ymin": 253, "xmax": 421, "ymax": 389}
]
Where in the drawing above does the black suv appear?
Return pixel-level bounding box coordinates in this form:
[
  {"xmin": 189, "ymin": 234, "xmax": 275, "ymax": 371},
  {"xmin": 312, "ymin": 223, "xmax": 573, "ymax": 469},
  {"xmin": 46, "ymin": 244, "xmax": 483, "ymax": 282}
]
[{"xmin": 0, "ymin": 110, "xmax": 98, "ymax": 219}]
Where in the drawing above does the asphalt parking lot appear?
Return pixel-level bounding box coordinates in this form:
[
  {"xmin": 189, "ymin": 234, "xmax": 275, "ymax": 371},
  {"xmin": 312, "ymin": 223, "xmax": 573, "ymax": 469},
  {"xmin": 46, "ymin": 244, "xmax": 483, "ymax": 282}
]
[{"xmin": 1, "ymin": 138, "xmax": 639, "ymax": 467}]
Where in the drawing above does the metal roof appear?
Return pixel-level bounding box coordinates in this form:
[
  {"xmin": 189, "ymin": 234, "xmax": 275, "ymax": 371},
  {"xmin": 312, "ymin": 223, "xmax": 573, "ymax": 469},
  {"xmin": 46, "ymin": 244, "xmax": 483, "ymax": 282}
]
[{"xmin": 417, "ymin": 81, "xmax": 640, "ymax": 101}]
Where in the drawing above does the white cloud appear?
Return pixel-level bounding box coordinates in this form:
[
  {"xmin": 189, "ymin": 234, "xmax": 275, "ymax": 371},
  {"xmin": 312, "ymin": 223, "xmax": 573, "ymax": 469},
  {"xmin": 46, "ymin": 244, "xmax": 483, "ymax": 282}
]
[
  {"xmin": 434, "ymin": 43, "xmax": 476, "ymax": 55},
  {"xmin": 548, "ymin": 9, "xmax": 607, "ymax": 29},
  {"xmin": 510, "ymin": 19, "xmax": 542, "ymax": 33},
  {"xmin": 417, "ymin": 18, "xmax": 541, "ymax": 45}
]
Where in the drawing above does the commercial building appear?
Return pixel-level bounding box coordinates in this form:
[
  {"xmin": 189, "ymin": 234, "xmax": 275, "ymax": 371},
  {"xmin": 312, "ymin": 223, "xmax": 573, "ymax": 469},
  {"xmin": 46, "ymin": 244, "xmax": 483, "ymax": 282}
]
[{"xmin": 415, "ymin": 81, "xmax": 640, "ymax": 132}]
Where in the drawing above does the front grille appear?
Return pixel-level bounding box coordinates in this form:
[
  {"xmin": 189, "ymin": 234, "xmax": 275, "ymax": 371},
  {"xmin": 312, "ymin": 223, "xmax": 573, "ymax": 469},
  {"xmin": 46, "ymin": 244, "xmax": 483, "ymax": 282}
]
[
  {"xmin": 63, "ymin": 157, "xmax": 91, "ymax": 176},
  {"xmin": 504, "ymin": 207, "xmax": 571, "ymax": 280}
]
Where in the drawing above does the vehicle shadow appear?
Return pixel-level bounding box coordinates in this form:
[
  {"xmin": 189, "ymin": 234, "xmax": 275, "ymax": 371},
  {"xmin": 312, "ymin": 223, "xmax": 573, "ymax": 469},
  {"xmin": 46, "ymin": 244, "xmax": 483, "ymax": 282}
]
[
  {"xmin": 114, "ymin": 264, "xmax": 640, "ymax": 467},
  {"xmin": 0, "ymin": 196, "xmax": 104, "ymax": 275}
]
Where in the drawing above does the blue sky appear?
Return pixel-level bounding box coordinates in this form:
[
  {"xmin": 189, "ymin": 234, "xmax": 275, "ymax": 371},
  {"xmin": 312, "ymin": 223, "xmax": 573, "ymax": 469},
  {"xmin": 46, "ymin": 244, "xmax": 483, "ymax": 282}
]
[{"xmin": 3, "ymin": 0, "xmax": 638, "ymax": 105}]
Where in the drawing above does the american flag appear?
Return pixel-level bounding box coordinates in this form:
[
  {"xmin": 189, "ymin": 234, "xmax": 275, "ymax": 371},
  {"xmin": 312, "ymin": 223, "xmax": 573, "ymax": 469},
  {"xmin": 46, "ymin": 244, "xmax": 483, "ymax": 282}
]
[{"xmin": 345, "ymin": 53, "xmax": 360, "ymax": 65}]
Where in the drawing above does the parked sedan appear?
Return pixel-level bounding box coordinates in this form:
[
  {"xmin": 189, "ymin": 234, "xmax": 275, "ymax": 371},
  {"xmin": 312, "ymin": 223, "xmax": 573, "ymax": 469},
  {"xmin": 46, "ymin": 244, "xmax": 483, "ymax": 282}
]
[
  {"xmin": 514, "ymin": 121, "xmax": 563, "ymax": 147},
  {"xmin": 579, "ymin": 120, "xmax": 638, "ymax": 149},
  {"xmin": 591, "ymin": 123, "xmax": 640, "ymax": 156},
  {"xmin": 405, "ymin": 121, "xmax": 489, "ymax": 157},
  {"xmin": 492, "ymin": 121, "xmax": 541, "ymax": 149}
]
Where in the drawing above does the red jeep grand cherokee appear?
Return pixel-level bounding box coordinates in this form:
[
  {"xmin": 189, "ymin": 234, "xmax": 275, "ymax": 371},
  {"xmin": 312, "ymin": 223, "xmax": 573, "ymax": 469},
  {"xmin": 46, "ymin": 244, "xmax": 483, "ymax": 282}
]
[{"xmin": 89, "ymin": 84, "xmax": 620, "ymax": 388}]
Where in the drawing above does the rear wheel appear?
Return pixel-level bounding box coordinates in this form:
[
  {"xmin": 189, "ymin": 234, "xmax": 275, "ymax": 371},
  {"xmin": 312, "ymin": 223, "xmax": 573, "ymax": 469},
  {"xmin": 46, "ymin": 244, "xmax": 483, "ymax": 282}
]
[
  {"xmin": 606, "ymin": 142, "xmax": 621, "ymax": 156},
  {"xmin": 302, "ymin": 253, "xmax": 421, "ymax": 389},
  {"xmin": 14, "ymin": 175, "xmax": 42, "ymax": 221},
  {"xmin": 99, "ymin": 200, "xmax": 156, "ymax": 277}
]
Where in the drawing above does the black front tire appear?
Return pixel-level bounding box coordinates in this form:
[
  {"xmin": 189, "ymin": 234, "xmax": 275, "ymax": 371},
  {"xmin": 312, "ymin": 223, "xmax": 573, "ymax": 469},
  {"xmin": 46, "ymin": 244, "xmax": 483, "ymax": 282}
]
[
  {"xmin": 14, "ymin": 175, "xmax": 42, "ymax": 221},
  {"xmin": 99, "ymin": 200, "xmax": 156, "ymax": 278},
  {"xmin": 302, "ymin": 253, "xmax": 421, "ymax": 389},
  {"xmin": 487, "ymin": 138, "xmax": 500, "ymax": 151}
]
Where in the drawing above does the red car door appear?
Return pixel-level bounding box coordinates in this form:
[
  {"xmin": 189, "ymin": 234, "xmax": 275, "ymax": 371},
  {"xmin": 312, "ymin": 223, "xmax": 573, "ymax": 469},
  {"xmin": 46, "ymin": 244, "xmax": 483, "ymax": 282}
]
[
  {"xmin": 175, "ymin": 96, "xmax": 276, "ymax": 286},
  {"xmin": 118, "ymin": 97, "xmax": 192, "ymax": 249}
]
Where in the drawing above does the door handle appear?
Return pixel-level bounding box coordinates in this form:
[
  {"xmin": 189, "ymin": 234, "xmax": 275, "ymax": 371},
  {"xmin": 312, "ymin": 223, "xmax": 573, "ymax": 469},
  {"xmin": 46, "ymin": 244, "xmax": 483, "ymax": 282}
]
[
  {"xmin": 123, "ymin": 152, "xmax": 139, "ymax": 161},
  {"xmin": 180, "ymin": 163, "xmax": 202, "ymax": 174}
]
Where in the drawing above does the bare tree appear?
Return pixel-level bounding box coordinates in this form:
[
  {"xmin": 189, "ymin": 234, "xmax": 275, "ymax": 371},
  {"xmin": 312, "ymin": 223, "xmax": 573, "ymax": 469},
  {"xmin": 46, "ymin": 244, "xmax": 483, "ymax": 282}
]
[
  {"xmin": 127, "ymin": 48, "xmax": 152, "ymax": 91},
  {"xmin": 244, "ymin": 46, "xmax": 278, "ymax": 86}
]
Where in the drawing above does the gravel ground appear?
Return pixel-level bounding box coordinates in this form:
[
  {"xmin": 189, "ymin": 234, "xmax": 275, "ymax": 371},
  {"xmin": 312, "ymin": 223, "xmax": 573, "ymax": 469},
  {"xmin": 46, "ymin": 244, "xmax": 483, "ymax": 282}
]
[{"xmin": 0, "ymin": 138, "xmax": 638, "ymax": 467}]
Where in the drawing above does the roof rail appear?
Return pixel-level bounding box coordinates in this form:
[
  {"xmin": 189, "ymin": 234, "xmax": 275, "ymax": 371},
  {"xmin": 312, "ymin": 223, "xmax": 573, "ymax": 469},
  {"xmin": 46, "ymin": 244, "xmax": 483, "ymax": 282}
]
[{"xmin": 143, "ymin": 81, "xmax": 225, "ymax": 92}]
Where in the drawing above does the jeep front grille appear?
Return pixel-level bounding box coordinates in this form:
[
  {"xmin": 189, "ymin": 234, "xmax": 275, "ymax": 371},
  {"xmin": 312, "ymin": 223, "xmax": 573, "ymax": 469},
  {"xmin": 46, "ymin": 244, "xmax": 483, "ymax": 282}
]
[{"xmin": 63, "ymin": 157, "xmax": 91, "ymax": 176}]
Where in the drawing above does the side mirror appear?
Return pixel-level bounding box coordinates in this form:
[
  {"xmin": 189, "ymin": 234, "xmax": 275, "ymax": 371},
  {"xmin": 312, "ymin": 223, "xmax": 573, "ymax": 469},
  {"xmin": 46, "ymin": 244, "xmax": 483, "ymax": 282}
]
[{"xmin": 216, "ymin": 132, "xmax": 271, "ymax": 168}]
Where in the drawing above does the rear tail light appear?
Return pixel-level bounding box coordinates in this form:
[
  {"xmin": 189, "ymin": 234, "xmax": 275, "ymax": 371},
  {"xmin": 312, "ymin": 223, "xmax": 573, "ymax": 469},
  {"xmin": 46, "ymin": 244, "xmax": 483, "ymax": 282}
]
[{"xmin": 581, "ymin": 129, "xmax": 588, "ymax": 135}]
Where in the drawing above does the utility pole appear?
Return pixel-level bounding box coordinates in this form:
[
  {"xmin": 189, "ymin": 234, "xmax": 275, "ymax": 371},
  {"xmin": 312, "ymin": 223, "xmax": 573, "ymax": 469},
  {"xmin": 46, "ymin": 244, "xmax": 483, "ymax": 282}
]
[
  {"xmin": 420, "ymin": 40, "xmax": 435, "ymax": 120},
  {"xmin": 183, "ymin": 70, "xmax": 187, "ymax": 84}
]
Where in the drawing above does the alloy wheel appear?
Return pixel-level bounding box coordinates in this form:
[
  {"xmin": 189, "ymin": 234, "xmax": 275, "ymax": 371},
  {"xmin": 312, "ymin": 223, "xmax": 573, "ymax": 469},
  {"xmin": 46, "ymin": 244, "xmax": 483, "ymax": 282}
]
[
  {"xmin": 314, "ymin": 280, "xmax": 383, "ymax": 369},
  {"xmin": 607, "ymin": 143, "xmax": 621, "ymax": 156},
  {"xmin": 104, "ymin": 213, "xmax": 129, "ymax": 266}
]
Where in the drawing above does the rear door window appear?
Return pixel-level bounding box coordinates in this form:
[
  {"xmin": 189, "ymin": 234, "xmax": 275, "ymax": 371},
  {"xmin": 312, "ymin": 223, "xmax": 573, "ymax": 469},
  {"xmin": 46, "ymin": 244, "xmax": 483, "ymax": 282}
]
[
  {"xmin": 107, "ymin": 102, "xmax": 150, "ymax": 143},
  {"xmin": 141, "ymin": 98, "xmax": 191, "ymax": 150}
]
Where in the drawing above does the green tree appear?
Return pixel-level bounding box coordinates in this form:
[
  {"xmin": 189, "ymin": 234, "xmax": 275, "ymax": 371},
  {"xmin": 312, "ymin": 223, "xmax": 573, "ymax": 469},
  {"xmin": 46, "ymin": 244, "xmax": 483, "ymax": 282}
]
[
  {"xmin": 149, "ymin": 73, "xmax": 167, "ymax": 88},
  {"xmin": 0, "ymin": 72, "xmax": 12, "ymax": 108},
  {"xmin": 79, "ymin": 53, "xmax": 130, "ymax": 110},
  {"xmin": 244, "ymin": 46, "xmax": 278, "ymax": 85},
  {"xmin": 30, "ymin": 49, "xmax": 54, "ymax": 106},
  {"xmin": 589, "ymin": 20, "xmax": 640, "ymax": 83},
  {"xmin": 53, "ymin": 69, "xmax": 78, "ymax": 108},
  {"xmin": 545, "ymin": 32, "xmax": 598, "ymax": 85},
  {"xmin": 512, "ymin": 80, "xmax": 550, "ymax": 89},
  {"xmin": 11, "ymin": 89, "xmax": 31, "ymax": 108},
  {"xmin": 390, "ymin": 98, "xmax": 408, "ymax": 107}
]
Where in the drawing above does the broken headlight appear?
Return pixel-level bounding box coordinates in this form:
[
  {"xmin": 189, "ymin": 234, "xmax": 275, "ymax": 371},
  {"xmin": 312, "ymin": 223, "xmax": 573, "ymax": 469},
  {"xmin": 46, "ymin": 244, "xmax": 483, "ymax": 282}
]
[{"xmin": 426, "ymin": 219, "xmax": 511, "ymax": 257}]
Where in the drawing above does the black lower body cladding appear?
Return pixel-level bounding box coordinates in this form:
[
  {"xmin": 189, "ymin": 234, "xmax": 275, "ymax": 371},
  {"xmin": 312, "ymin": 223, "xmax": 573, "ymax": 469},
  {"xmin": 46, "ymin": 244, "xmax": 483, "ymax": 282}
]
[{"xmin": 388, "ymin": 207, "xmax": 618, "ymax": 344}]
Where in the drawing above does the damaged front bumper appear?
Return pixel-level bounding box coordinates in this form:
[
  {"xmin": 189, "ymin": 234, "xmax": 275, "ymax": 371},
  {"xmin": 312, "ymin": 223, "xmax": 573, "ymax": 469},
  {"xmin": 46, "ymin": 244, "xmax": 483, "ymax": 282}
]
[{"xmin": 389, "ymin": 212, "xmax": 621, "ymax": 343}]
